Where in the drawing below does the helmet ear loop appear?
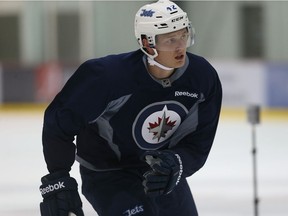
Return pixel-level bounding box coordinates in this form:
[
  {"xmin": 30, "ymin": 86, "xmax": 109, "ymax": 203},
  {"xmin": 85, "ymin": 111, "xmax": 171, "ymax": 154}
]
[
  {"xmin": 186, "ymin": 23, "xmax": 195, "ymax": 47},
  {"xmin": 140, "ymin": 47, "xmax": 158, "ymax": 60},
  {"xmin": 140, "ymin": 37, "xmax": 159, "ymax": 59}
]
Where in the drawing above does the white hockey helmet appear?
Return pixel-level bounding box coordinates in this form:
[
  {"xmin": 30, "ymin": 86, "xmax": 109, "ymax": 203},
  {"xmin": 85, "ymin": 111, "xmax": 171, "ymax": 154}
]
[{"xmin": 135, "ymin": 0, "xmax": 195, "ymax": 58}]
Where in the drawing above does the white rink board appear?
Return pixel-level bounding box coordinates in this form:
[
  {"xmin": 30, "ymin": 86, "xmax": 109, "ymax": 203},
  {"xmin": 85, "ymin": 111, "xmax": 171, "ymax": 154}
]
[
  {"xmin": 0, "ymin": 112, "xmax": 287, "ymax": 216},
  {"xmin": 212, "ymin": 61, "xmax": 266, "ymax": 107}
]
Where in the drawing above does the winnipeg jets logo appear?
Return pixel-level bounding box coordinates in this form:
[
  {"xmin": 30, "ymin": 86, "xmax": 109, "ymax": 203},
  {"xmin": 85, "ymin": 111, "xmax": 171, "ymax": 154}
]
[
  {"xmin": 148, "ymin": 106, "xmax": 176, "ymax": 141},
  {"xmin": 140, "ymin": 9, "xmax": 155, "ymax": 17},
  {"xmin": 133, "ymin": 101, "xmax": 188, "ymax": 150}
]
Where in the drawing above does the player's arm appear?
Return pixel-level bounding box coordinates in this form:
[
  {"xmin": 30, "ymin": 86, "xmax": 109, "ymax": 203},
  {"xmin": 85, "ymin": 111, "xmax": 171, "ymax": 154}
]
[
  {"xmin": 143, "ymin": 66, "xmax": 222, "ymax": 196},
  {"xmin": 171, "ymin": 68, "xmax": 222, "ymax": 178},
  {"xmin": 42, "ymin": 60, "xmax": 109, "ymax": 172},
  {"xmin": 40, "ymin": 60, "xmax": 109, "ymax": 216},
  {"xmin": 40, "ymin": 91, "xmax": 86, "ymax": 216}
]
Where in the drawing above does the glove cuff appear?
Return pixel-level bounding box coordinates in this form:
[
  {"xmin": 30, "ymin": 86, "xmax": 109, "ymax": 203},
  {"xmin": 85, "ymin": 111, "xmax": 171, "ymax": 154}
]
[
  {"xmin": 166, "ymin": 152, "xmax": 183, "ymax": 190},
  {"xmin": 40, "ymin": 173, "xmax": 78, "ymax": 199},
  {"xmin": 41, "ymin": 170, "xmax": 70, "ymax": 183}
]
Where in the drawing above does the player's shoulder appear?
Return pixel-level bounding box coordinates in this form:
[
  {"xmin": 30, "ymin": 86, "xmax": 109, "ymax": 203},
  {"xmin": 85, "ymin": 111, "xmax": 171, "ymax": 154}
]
[
  {"xmin": 185, "ymin": 52, "xmax": 221, "ymax": 91},
  {"xmin": 82, "ymin": 50, "xmax": 143, "ymax": 69},
  {"xmin": 187, "ymin": 53, "xmax": 214, "ymax": 69},
  {"xmin": 186, "ymin": 52, "xmax": 218, "ymax": 76},
  {"xmin": 79, "ymin": 50, "xmax": 143, "ymax": 73}
]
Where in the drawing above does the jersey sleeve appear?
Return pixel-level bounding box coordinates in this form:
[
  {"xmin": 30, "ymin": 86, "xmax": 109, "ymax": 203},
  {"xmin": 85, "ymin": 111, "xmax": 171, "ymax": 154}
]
[
  {"xmin": 42, "ymin": 60, "xmax": 110, "ymax": 173},
  {"xmin": 171, "ymin": 63, "xmax": 222, "ymax": 178}
]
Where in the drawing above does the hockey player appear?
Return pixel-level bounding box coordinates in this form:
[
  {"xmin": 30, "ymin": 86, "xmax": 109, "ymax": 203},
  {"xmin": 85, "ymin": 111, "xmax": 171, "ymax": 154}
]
[{"xmin": 39, "ymin": 0, "xmax": 222, "ymax": 215}]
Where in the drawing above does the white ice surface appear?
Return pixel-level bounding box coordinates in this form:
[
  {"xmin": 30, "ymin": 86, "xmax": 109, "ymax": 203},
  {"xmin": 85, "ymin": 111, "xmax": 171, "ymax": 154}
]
[{"xmin": 0, "ymin": 112, "xmax": 287, "ymax": 215}]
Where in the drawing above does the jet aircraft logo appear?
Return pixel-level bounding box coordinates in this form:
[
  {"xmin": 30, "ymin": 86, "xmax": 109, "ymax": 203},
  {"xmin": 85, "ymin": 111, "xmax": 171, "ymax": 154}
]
[
  {"xmin": 133, "ymin": 101, "xmax": 188, "ymax": 150},
  {"xmin": 147, "ymin": 106, "xmax": 177, "ymax": 142}
]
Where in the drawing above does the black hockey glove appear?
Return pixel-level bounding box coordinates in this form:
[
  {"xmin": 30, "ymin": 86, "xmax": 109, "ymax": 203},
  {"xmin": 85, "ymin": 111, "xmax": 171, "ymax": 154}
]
[
  {"xmin": 142, "ymin": 150, "xmax": 183, "ymax": 196},
  {"xmin": 39, "ymin": 171, "xmax": 84, "ymax": 216}
]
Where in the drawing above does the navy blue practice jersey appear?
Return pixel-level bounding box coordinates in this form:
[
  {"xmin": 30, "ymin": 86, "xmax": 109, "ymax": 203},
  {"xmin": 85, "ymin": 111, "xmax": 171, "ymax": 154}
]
[{"xmin": 42, "ymin": 49, "xmax": 222, "ymax": 177}]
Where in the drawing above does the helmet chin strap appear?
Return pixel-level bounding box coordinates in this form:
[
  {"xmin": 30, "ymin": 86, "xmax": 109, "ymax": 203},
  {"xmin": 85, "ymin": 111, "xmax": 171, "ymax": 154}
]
[{"xmin": 147, "ymin": 57, "xmax": 174, "ymax": 71}]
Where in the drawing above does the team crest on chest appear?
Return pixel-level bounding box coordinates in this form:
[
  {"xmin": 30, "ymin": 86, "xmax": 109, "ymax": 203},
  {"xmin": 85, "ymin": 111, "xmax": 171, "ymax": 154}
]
[{"xmin": 132, "ymin": 101, "xmax": 188, "ymax": 150}]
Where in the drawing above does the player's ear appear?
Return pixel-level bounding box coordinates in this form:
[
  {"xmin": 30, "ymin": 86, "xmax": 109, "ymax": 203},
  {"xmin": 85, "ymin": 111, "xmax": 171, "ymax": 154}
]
[{"xmin": 142, "ymin": 38, "xmax": 156, "ymax": 56}]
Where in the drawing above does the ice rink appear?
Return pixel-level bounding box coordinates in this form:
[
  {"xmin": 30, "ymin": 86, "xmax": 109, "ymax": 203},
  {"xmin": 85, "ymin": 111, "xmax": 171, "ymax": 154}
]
[{"xmin": 0, "ymin": 108, "xmax": 287, "ymax": 216}]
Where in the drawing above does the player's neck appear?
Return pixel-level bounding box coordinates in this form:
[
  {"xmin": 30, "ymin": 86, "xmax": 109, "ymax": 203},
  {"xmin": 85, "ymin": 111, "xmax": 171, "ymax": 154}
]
[{"xmin": 147, "ymin": 63, "xmax": 175, "ymax": 79}]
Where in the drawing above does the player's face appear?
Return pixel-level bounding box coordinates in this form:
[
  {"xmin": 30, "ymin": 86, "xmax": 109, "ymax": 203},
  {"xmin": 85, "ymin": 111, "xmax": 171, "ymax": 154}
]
[{"xmin": 154, "ymin": 28, "xmax": 189, "ymax": 68}]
